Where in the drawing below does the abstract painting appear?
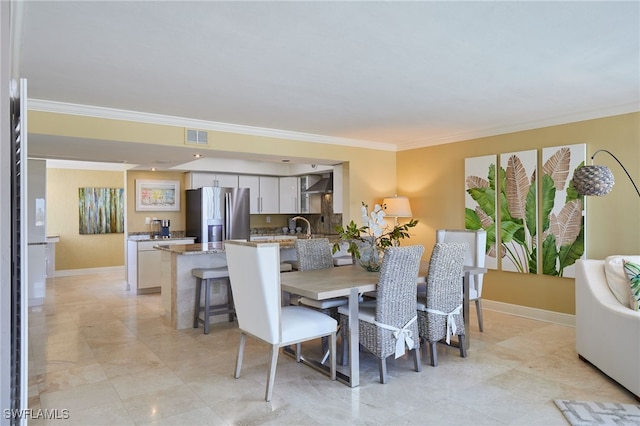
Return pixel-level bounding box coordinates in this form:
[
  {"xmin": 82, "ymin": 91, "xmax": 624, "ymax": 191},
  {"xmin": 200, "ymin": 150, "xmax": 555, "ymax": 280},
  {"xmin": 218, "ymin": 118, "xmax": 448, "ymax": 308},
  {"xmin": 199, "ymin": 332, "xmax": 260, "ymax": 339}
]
[
  {"xmin": 135, "ymin": 179, "xmax": 180, "ymax": 211},
  {"xmin": 79, "ymin": 187, "xmax": 124, "ymax": 234},
  {"xmin": 541, "ymin": 144, "xmax": 586, "ymax": 277},
  {"xmin": 499, "ymin": 150, "xmax": 538, "ymax": 273},
  {"xmin": 465, "ymin": 155, "xmax": 498, "ymax": 270}
]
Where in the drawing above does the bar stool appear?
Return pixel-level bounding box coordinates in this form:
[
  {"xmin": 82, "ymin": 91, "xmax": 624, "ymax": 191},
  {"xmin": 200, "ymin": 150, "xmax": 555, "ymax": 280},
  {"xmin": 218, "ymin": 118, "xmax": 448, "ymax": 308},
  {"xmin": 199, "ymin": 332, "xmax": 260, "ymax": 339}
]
[{"xmin": 192, "ymin": 267, "xmax": 235, "ymax": 334}]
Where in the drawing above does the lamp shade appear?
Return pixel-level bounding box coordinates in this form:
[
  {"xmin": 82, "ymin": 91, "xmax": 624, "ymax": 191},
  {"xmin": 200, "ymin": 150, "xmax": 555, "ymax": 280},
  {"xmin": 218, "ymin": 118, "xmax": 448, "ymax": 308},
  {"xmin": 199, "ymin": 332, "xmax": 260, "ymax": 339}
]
[
  {"xmin": 572, "ymin": 165, "xmax": 615, "ymax": 196},
  {"xmin": 382, "ymin": 196, "xmax": 412, "ymax": 217}
]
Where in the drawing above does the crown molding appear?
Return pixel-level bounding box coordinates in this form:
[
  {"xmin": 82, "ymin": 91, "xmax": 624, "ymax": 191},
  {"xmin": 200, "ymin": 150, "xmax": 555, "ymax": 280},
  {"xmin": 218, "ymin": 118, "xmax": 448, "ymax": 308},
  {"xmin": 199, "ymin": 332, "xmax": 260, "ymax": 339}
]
[
  {"xmin": 43, "ymin": 159, "xmax": 136, "ymax": 171},
  {"xmin": 27, "ymin": 99, "xmax": 397, "ymax": 152},
  {"xmin": 398, "ymin": 102, "xmax": 640, "ymax": 151}
]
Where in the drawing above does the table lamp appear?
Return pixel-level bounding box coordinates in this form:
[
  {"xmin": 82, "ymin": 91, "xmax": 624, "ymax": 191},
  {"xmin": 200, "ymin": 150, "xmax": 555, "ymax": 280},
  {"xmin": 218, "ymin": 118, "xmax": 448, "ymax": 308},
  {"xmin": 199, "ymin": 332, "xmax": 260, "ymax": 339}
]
[{"xmin": 382, "ymin": 195, "xmax": 412, "ymax": 226}]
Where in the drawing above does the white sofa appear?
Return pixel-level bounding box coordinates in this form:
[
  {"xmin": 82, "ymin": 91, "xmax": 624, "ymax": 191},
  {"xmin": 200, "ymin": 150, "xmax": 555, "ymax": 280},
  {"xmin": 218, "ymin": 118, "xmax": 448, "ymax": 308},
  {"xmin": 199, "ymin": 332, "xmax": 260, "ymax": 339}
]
[{"xmin": 575, "ymin": 259, "xmax": 640, "ymax": 399}]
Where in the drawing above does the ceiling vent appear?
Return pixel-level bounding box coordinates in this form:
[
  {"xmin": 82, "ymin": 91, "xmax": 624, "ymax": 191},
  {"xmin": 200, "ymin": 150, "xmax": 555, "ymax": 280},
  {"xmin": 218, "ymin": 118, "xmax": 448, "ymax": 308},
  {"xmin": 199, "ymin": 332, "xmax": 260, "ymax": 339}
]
[{"xmin": 185, "ymin": 129, "xmax": 208, "ymax": 145}]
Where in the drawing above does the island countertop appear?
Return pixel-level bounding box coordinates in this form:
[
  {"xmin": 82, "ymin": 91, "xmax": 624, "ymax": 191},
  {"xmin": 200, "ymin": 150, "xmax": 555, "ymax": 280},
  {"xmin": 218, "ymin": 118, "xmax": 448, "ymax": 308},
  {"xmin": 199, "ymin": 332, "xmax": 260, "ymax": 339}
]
[
  {"xmin": 153, "ymin": 239, "xmax": 301, "ymax": 254},
  {"xmin": 154, "ymin": 242, "xmax": 225, "ymax": 254}
]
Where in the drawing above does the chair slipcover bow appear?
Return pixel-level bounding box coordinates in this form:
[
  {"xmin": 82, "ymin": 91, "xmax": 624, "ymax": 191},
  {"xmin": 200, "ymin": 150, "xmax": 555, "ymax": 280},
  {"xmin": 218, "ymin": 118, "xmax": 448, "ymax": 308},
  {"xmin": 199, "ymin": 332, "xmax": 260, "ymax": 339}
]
[
  {"xmin": 374, "ymin": 315, "xmax": 418, "ymax": 358},
  {"xmin": 422, "ymin": 304, "xmax": 462, "ymax": 344}
]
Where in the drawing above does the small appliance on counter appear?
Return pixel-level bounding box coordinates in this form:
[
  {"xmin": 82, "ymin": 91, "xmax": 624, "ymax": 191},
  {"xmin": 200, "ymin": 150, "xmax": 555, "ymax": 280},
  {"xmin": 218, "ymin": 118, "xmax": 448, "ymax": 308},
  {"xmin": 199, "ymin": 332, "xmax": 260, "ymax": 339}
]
[
  {"xmin": 151, "ymin": 219, "xmax": 162, "ymax": 239},
  {"xmin": 161, "ymin": 219, "xmax": 171, "ymax": 238}
]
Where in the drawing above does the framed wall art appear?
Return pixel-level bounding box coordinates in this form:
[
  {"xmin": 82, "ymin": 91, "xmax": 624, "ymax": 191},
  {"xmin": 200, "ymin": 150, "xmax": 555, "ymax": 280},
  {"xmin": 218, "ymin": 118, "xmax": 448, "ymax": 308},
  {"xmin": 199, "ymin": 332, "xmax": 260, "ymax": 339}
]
[
  {"xmin": 499, "ymin": 149, "xmax": 538, "ymax": 274},
  {"xmin": 540, "ymin": 144, "xmax": 586, "ymax": 278},
  {"xmin": 135, "ymin": 179, "xmax": 180, "ymax": 212},
  {"xmin": 79, "ymin": 187, "xmax": 124, "ymax": 234},
  {"xmin": 464, "ymin": 155, "xmax": 498, "ymax": 270}
]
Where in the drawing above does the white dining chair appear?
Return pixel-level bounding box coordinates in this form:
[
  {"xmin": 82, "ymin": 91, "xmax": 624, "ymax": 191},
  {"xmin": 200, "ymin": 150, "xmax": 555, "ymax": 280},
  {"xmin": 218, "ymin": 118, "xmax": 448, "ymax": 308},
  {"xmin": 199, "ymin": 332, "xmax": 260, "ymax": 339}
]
[
  {"xmin": 436, "ymin": 229, "xmax": 487, "ymax": 331},
  {"xmin": 224, "ymin": 241, "xmax": 337, "ymax": 402}
]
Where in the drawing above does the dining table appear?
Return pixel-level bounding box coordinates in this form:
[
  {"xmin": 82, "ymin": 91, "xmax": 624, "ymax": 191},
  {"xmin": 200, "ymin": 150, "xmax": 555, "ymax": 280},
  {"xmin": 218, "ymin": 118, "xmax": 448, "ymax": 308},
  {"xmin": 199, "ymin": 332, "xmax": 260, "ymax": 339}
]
[{"xmin": 279, "ymin": 261, "xmax": 487, "ymax": 388}]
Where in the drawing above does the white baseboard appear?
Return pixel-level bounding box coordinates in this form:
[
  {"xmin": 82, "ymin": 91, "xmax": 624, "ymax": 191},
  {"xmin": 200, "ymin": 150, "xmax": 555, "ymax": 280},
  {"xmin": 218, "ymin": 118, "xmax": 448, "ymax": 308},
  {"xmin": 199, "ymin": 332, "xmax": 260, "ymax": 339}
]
[
  {"xmin": 54, "ymin": 266, "xmax": 124, "ymax": 277},
  {"xmin": 483, "ymin": 299, "xmax": 575, "ymax": 327}
]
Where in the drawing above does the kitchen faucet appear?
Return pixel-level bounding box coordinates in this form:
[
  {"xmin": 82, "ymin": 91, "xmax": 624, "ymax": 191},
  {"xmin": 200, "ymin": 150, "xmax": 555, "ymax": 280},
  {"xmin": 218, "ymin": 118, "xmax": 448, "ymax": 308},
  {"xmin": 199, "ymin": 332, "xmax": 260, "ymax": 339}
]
[{"xmin": 291, "ymin": 216, "xmax": 312, "ymax": 238}]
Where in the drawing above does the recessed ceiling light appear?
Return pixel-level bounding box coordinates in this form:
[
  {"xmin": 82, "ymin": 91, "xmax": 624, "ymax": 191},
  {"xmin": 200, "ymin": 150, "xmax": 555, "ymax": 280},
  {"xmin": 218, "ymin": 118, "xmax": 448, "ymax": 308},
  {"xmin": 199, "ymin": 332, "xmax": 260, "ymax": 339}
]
[
  {"xmin": 193, "ymin": 154, "xmax": 202, "ymax": 158},
  {"xmin": 151, "ymin": 167, "xmax": 157, "ymax": 171}
]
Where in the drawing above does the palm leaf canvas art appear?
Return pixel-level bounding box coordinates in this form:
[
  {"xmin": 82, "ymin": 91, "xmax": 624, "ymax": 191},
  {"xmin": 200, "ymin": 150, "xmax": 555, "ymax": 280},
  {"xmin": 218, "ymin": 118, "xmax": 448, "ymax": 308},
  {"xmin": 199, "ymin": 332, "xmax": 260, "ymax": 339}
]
[
  {"xmin": 541, "ymin": 144, "xmax": 586, "ymax": 277},
  {"xmin": 465, "ymin": 155, "xmax": 498, "ymax": 270},
  {"xmin": 499, "ymin": 150, "xmax": 538, "ymax": 273}
]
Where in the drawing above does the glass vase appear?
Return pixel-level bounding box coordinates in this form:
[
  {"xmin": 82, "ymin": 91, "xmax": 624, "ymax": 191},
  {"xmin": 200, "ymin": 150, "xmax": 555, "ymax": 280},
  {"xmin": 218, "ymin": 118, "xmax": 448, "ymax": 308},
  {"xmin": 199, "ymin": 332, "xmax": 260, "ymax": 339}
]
[{"xmin": 358, "ymin": 243, "xmax": 384, "ymax": 272}]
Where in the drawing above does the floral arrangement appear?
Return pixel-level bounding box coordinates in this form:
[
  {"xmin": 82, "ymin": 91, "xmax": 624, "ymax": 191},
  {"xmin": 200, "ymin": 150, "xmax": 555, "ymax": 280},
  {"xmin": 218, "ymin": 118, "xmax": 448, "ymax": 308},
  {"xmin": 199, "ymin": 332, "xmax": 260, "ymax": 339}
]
[{"xmin": 333, "ymin": 202, "xmax": 418, "ymax": 269}]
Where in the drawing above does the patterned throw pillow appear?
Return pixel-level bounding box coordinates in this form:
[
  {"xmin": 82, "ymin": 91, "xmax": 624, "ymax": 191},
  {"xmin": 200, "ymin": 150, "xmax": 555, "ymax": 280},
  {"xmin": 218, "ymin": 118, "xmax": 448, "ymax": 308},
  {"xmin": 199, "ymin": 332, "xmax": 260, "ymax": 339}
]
[{"xmin": 623, "ymin": 260, "xmax": 640, "ymax": 311}]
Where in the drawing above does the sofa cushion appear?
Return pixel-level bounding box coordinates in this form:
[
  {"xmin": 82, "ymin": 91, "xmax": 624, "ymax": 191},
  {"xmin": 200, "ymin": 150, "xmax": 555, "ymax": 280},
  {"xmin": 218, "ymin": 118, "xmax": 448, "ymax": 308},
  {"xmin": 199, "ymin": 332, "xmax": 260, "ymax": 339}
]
[
  {"xmin": 623, "ymin": 260, "xmax": 640, "ymax": 311},
  {"xmin": 604, "ymin": 255, "xmax": 640, "ymax": 309}
]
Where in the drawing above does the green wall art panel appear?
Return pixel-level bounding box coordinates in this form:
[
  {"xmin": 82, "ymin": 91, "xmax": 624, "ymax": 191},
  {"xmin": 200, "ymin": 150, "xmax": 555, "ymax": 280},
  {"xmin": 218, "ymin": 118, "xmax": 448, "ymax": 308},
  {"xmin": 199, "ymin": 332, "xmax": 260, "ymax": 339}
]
[
  {"xmin": 465, "ymin": 155, "xmax": 498, "ymax": 270},
  {"xmin": 78, "ymin": 187, "xmax": 125, "ymax": 234},
  {"xmin": 499, "ymin": 150, "xmax": 538, "ymax": 274},
  {"xmin": 540, "ymin": 144, "xmax": 586, "ymax": 278}
]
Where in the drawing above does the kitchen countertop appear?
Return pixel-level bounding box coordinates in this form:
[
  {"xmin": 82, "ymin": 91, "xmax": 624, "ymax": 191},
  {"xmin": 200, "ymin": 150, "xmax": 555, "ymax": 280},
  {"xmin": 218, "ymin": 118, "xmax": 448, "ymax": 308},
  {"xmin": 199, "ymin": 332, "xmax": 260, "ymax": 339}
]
[
  {"xmin": 154, "ymin": 239, "xmax": 302, "ymax": 254},
  {"xmin": 128, "ymin": 235, "xmax": 196, "ymax": 242},
  {"xmin": 154, "ymin": 242, "xmax": 225, "ymax": 254}
]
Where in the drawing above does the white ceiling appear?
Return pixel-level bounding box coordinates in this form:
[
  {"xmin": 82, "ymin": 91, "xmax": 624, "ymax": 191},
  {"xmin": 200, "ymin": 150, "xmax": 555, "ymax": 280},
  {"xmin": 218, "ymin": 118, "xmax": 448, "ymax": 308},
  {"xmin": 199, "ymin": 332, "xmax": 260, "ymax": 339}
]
[{"xmin": 17, "ymin": 1, "xmax": 640, "ymax": 170}]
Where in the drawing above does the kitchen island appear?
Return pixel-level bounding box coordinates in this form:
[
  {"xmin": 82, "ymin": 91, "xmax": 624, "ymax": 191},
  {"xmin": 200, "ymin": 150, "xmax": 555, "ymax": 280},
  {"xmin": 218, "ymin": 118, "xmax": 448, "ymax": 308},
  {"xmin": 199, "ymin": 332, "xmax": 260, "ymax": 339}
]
[{"xmin": 155, "ymin": 240, "xmax": 298, "ymax": 330}]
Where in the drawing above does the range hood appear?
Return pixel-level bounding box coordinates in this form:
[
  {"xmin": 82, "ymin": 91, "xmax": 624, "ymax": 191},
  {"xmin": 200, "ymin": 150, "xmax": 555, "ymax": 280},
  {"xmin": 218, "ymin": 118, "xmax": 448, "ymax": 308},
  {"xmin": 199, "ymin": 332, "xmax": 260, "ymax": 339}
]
[{"xmin": 303, "ymin": 174, "xmax": 333, "ymax": 194}]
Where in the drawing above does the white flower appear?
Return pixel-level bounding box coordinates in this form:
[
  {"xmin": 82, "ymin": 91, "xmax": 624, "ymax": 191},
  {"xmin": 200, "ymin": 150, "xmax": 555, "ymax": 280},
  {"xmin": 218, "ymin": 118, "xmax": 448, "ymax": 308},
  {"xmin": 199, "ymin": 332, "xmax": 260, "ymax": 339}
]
[
  {"xmin": 361, "ymin": 204, "xmax": 369, "ymax": 224},
  {"xmin": 361, "ymin": 203, "xmax": 388, "ymax": 239}
]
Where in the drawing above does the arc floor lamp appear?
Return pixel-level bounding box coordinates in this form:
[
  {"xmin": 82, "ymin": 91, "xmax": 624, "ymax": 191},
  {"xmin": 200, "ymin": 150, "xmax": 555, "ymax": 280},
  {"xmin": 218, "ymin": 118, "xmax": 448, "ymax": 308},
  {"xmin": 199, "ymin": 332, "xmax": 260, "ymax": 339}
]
[{"xmin": 572, "ymin": 149, "xmax": 640, "ymax": 198}]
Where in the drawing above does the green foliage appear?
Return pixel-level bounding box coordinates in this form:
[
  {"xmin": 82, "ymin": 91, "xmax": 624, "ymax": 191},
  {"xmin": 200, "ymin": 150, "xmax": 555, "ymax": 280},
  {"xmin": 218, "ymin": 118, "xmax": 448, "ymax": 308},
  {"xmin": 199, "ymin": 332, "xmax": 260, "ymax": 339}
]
[
  {"xmin": 465, "ymin": 208, "xmax": 482, "ymax": 230},
  {"xmin": 557, "ymin": 219, "xmax": 584, "ymax": 276},
  {"xmin": 332, "ymin": 220, "xmax": 366, "ymax": 259},
  {"xmin": 541, "ymin": 234, "xmax": 559, "ymax": 276},
  {"xmin": 528, "ymin": 245, "xmax": 538, "ymax": 274},
  {"xmin": 565, "ymin": 161, "xmax": 584, "ymax": 204},
  {"xmin": 500, "ymin": 220, "xmax": 522, "ymax": 244},
  {"xmin": 540, "ymin": 174, "xmax": 556, "ymax": 233},
  {"xmin": 333, "ymin": 218, "xmax": 419, "ymax": 259},
  {"xmin": 525, "ymin": 179, "xmax": 537, "ymax": 238},
  {"xmin": 467, "ymin": 187, "xmax": 496, "ymax": 219},
  {"xmin": 539, "ymin": 160, "xmax": 585, "ymax": 277},
  {"xmin": 498, "ymin": 160, "xmax": 535, "ymax": 273}
]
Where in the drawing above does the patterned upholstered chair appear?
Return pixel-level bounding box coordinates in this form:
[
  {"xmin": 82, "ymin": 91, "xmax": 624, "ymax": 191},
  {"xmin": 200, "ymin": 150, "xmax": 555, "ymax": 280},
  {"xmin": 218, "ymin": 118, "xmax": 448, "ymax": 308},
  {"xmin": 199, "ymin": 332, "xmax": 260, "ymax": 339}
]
[
  {"xmin": 225, "ymin": 241, "xmax": 337, "ymax": 401},
  {"xmin": 436, "ymin": 229, "xmax": 486, "ymax": 331},
  {"xmin": 338, "ymin": 245, "xmax": 424, "ymax": 384},
  {"xmin": 294, "ymin": 238, "xmax": 349, "ymax": 363},
  {"xmin": 295, "ymin": 238, "xmax": 349, "ymax": 313},
  {"xmin": 417, "ymin": 242, "xmax": 468, "ymax": 366}
]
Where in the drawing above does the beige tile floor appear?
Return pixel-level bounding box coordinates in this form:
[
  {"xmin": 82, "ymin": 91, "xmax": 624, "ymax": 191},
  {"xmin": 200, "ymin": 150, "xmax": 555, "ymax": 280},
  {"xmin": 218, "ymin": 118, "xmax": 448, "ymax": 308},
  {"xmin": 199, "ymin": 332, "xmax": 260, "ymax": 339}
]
[{"xmin": 28, "ymin": 271, "xmax": 637, "ymax": 425}]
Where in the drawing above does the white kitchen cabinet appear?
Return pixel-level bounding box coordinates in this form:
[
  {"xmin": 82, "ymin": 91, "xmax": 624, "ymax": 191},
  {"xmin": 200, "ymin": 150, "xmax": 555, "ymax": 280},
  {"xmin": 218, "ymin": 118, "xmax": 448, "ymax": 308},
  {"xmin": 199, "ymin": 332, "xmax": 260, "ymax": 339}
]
[
  {"xmin": 186, "ymin": 172, "xmax": 238, "ymax": 189},
  {"xmin": 238, "ymin": 175, "xmax": 279, "ymax": 214},
  {"xmin": 279, "ymin": 177, "xmax": 299, "ymax": 214},
  {"xmin": 127, "ymin": 238, "xmax": 194, "ymax": 294}
]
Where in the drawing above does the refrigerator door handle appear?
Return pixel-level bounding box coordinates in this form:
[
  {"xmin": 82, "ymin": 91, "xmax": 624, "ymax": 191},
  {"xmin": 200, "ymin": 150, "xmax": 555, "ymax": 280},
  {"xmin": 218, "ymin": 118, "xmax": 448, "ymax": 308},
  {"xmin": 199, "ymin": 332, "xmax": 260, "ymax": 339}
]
[{"xmin": 225, "ymin": 192, "xmax": 231, "ymax": 240}]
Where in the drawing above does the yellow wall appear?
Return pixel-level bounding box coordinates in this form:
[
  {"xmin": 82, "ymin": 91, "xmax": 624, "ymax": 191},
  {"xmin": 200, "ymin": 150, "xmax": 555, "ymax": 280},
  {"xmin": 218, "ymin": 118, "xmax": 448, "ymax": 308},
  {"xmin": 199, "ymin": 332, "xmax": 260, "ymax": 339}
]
[
  {"xmin": 397, "ymin": 112, "xmax": 640, "ymax": 314},
  {"xmin": 126, "ymin": 170, "xmax": 189, "ymax": 234},
  {"xmin": 46, "ymin": 167, "xmax": 125, "ymax": 270}
]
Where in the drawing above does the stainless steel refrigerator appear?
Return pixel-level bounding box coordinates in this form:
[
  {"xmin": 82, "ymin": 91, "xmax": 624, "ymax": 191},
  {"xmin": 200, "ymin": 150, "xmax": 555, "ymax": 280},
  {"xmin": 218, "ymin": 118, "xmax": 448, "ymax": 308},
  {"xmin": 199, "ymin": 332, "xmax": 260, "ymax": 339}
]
[{"xmin": 186, "ymin": 187, "xmax": 251, "ymax": 243}]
